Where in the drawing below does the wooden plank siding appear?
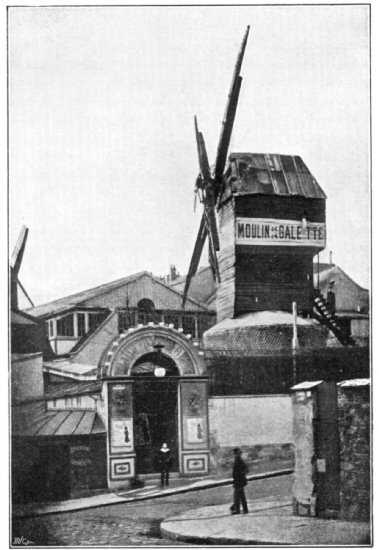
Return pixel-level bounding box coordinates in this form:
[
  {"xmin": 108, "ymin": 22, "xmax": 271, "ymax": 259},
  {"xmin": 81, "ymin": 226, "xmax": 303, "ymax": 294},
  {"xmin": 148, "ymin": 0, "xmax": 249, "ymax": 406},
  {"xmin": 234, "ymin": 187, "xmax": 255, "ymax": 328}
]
[
  {"xmin": 235, "ymin": 195, "xmax": 326, "ymax": 223},
  {"xmin": 214, "ymin": 193, "xmax": 325, "ymax": 320},
  {"xmin": 216, "ymin": 199, "xmax": 236, "ymax": 322},
  {"xmin": 235, "ymin": 250, "xmax": 315, "ymax": 314}
]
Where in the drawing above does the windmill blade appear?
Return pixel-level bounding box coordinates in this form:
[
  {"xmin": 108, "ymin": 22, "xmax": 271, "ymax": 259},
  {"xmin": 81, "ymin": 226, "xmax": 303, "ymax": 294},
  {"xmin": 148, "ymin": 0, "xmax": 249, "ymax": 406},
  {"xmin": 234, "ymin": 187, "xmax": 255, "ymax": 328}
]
[
  {"xmin": 195, "ymin": 117, "xmax": 220, "ymax": 250},
  {"xmin": 11, "ymin": 225, "xmax": 29, "ymax": 272},
  {"xmin": 10, "ymin": 225, "xmax": 29, "ymax": 310},
  {"xmin": 204, "ymin": 196, "xmax": 220, "ymax": 251},
  {"xmin": 208, "ymin": 237, "xmax": 220, "ymax": 284},
  {"xmin": 182, "ymin": 213, "xmax": 207, "ymax": 307},
  {"xmin": 17, "ymin": 279, "xmax": 35, "ymax": 307},
  {"xmin": 213, "ymin": 25, "xmax": 250, "ymax": 197},
  {"xmin": 194, "ymin": 116, "xmax": 211, "ymax": 183}
]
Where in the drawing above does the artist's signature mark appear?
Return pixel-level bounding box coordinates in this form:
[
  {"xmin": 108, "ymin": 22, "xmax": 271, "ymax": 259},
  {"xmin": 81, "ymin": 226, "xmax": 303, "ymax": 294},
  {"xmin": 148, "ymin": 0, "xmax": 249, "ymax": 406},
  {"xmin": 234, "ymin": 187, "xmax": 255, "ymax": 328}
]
[{"xmin": 13, "ymin": 536, "xmax": 34, "ymax": 546}]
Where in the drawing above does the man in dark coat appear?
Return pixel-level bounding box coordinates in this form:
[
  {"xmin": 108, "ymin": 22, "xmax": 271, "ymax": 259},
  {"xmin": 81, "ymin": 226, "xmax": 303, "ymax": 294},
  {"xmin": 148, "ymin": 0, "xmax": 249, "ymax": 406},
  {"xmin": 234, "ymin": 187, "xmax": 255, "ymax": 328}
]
[{"xmin": 231, "ymin": 448, "xmax": 248, "ymax": 514}]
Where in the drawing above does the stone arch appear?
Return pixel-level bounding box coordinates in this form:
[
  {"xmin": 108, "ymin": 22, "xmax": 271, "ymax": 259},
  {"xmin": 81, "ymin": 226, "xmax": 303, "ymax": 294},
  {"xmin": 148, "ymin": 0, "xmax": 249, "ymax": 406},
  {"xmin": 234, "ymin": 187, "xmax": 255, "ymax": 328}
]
[{"xmin": 99, "ymin": 324, "xmax": 205, "ymax": 377}]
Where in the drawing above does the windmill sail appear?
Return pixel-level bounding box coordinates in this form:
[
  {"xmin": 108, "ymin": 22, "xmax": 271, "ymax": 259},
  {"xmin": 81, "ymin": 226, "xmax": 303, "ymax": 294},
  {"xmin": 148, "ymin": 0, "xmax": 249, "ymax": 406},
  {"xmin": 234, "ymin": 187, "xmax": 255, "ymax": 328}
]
[
  {"xmin": 10, "ymin": 225, "xmax": 29, "ymax": 310},
  {"xmin": 182, "ymin": 27, "xmax": 250, "ymax": 307},
  {"xmin": 214, "ymin": 25, "xmax": 250, "ymax": 198},
  {"xmin": 182, "ymin": 214, "xmax": 207, "ymax": 307}
]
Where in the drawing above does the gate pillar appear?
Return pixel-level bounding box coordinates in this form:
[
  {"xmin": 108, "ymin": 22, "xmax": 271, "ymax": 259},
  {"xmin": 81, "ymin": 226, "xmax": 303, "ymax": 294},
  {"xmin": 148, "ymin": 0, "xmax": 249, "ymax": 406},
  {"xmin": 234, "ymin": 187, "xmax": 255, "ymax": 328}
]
[
  {"xmin": 104, "ymin": 379, "xmax": 135, "ymax": 490},
  {"xmin": 178, "ymin": 378, "xmax": 210, "ymax": 475}
]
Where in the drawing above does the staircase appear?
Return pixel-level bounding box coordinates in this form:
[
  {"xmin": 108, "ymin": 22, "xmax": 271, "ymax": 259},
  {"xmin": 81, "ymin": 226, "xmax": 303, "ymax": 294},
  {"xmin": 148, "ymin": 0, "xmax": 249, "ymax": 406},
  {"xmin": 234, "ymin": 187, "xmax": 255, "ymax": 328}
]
[{"xmin": 313, "ymin": 294, "xmax": 355, "ymax": 346}]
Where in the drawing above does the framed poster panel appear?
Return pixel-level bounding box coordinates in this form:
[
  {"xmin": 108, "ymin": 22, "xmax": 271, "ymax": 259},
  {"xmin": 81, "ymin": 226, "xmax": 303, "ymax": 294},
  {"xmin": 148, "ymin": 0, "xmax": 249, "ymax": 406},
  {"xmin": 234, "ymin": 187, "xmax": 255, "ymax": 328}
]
[
  {"xmin": 180, "ymin": 381, "xmax": 208, "ymax": 450},
  {"xmin": 108, "ymin": 382, "xmax": 133, "ymax": 454}
]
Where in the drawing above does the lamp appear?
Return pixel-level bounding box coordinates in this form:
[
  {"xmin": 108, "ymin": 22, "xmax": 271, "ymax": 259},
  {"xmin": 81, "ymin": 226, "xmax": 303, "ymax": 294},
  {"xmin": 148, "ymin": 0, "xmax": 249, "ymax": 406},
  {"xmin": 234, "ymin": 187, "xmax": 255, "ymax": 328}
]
[
  {"xmin": 154, "ymin": 367, "xmax": 166, "ymax": 378},
  {"xmin": 153, "ymin": 344, "xmax": 166, "ymax": 378}
]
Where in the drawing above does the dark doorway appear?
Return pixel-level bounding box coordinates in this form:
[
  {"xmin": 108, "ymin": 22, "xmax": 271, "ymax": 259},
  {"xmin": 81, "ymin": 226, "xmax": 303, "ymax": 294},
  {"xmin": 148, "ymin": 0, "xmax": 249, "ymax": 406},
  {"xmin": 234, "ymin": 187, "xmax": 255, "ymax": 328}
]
[{"xmin": 132, "ymin": 352, "xmax": 179, "ymax": 474}]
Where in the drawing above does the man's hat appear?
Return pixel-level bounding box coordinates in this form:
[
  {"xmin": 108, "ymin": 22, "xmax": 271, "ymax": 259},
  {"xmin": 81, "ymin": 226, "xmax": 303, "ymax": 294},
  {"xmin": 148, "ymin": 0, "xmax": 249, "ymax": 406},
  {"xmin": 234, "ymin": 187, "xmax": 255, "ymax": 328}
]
[{"xmin": 233, "ymin": 448, "xmax": 241, "ymax": 454}]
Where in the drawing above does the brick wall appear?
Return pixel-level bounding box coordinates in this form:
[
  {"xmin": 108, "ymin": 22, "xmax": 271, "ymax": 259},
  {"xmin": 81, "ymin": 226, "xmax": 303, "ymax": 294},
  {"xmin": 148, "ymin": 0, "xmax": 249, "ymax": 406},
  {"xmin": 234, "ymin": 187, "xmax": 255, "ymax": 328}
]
[{"xmin": 337, "ymin": 382, "xmax": 370, "ymax": 521}]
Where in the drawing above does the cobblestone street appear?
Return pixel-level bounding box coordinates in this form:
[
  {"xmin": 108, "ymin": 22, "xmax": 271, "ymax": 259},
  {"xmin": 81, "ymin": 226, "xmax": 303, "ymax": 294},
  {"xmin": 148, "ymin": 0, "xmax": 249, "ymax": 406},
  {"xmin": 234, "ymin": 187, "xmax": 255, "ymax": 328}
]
[{"xmin": 12, "ymin": 475, "xmax": 291, "ymax": 546}]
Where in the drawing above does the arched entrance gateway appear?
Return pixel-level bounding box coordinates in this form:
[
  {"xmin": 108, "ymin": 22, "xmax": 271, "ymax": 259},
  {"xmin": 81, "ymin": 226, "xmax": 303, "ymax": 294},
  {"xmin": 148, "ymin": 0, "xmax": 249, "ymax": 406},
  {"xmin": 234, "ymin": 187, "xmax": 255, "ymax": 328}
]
[{"xmin": 98, "ymin": 325, "xmax": 209, "ymax": 489}]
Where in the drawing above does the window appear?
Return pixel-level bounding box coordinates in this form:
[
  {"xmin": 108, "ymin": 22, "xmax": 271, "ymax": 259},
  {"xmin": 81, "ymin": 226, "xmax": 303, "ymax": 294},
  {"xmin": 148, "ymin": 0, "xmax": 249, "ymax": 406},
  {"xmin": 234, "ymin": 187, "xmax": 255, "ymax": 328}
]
[
  {"xmin": 137, "ymin": 311, "xmax": 157, "ymax": 325},
  {"xmin": 118, "ymin": 311, "xmax": 134, "ymax": 333},
  {"xmin": 57, "ymin": 314, "xmax": 74, "ymax": 337},
  {"xmin": 182, "ymin": 315, "xmax": 195, "ymax": 335},
  {"xmin": 88, "ymin": 312, "xmax": 106, "ymax": 331},
  {"xmin": 47, "ymin": 320, "xmax": 54, "ymax": 337},
  {"xmin": 77, "ymin": 313, "xmax": 86, "ymax": 337},
  {"xmin": 164, "ymin": 314, "xmax": 179, "ymax": 329},
  {"xmin": 65, "ymin": 396, "xmax": 74, "ymax": 408},
  {"xmin": 137, "ymin": 298, "xmax": 155, "ymax": 311},
  {"xmin": 137, "ymin": 299, "xmax": 158, "ymax": 325}
]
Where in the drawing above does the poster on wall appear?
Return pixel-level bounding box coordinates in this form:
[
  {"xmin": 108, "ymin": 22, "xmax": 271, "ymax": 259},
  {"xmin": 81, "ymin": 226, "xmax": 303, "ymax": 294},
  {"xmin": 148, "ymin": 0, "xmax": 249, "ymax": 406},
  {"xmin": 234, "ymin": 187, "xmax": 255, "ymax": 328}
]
[
  {"xmin": 182, "ymin": 383, "xmax": 207, "ymax": 417},
  {"xmin": 181, "ymin": 382, "xmax": 208, "ymax": 449},
  {"xmin": 110, "ymin": 419, "xmax": 133, "ymax": 453},
  {"xmin": 109, "ymin": 383, "xmax": 133, "ymax": 454},
  {"xmin": 186, "ymin": 418, "xmax": 205, "ymax": 443},
  {"xmin": 109, "ymin": 383, "xmax": 132, "ymax": 418}
]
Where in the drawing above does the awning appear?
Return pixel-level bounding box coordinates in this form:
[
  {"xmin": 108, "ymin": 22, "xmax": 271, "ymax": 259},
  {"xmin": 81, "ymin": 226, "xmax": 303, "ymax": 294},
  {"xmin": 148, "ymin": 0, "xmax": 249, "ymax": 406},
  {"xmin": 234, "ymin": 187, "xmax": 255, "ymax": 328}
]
[{"xmin": 12, "ymin": 400, "xmax": 105, "ymax": 437}]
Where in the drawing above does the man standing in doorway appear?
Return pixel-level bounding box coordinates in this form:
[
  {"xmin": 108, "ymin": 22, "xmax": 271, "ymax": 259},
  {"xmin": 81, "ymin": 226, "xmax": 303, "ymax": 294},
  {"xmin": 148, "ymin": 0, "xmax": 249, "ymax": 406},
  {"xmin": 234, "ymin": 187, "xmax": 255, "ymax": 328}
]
[
  {"xmin": 158, "ymin": 443, "xmax": 172, "ymax": 488},
  {"xmin": 231, "ymin": 448, "xmax": 248, "ymax": 514}
]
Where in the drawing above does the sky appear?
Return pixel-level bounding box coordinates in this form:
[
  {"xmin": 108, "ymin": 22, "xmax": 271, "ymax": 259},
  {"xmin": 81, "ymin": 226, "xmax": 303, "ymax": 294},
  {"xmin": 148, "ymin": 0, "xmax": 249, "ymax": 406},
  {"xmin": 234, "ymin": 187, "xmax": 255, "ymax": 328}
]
[{"xmin": 8, "ymin": 4, "xmax": 370, "ymax": 308}]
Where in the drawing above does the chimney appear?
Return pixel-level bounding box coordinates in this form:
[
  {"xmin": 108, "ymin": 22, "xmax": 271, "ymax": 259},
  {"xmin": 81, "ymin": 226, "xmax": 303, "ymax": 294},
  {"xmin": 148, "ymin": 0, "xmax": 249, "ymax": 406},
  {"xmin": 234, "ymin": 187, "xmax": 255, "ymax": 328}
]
[
  {"xmin": 329, "ymin": 251, "xmax": 333, "ymax": 265},
  {"xmin": 170, "ymin": 265, "xmax": 177, "ymax": 282}
]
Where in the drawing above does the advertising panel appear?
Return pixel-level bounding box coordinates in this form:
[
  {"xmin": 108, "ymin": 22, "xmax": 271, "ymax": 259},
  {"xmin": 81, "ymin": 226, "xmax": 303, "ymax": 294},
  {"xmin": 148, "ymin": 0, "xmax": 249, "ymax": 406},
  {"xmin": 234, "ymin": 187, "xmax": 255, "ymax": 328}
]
[{"xmin": 236, "ymin": 217, "xmax": 326, "ymax": 247}]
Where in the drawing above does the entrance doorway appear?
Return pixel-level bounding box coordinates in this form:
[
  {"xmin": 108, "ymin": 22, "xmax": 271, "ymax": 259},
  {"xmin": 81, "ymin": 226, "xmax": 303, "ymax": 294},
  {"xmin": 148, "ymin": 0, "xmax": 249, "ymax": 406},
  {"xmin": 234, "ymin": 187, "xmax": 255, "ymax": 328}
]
[{"xmin": 132, "ymin": 352, "xmax": 179, "ymax": 474}]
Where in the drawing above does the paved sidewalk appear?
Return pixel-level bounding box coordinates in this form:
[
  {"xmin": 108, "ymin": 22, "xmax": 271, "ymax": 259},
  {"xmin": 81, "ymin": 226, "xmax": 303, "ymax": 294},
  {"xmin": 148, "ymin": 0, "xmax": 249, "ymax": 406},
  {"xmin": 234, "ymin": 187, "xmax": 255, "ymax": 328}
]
[
  {"xmin": 12, "ymin": 469, "xmax": 293, "ymax": 518},
  {"xmin": 161, "ymin": 497, "xmax": 371, "ymax": 546}
]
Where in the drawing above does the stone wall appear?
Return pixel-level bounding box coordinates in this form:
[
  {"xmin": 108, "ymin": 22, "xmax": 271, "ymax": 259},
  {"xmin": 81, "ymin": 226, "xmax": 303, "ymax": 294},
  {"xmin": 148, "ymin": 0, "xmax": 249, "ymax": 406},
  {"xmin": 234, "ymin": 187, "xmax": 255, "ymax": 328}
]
[
  {"xmin": 337, "ymin": 381, "xmax": 370, "ymax": 521},
  {"xmin": 291, "ymin": 379, "xmax": 370, "ymax": 521}
]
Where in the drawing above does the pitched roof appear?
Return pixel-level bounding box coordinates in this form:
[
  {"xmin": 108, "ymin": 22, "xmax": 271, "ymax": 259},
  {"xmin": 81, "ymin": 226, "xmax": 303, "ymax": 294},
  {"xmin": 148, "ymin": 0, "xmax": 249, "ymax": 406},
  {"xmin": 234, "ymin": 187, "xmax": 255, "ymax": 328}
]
[
  {"xmin": 11, "ymin": 309, "xmax": 41, "ymax": 325},
  {"xmin": 313, "ymin": 265, "xmax": 369, "ymax": 313},
  {"xmin": 12, "ymin": 400, "xmax": 105, "ymax": 437},
  {"xmin": 170, "ymin": 266, "xmax": 216, "ymax": 306},
  {"xmin": 24, "ymin": 270, "xmax": 210, "ymax": 319},
  {"xmin": 43, "ymin": 360, "xmax": 97, "ymax": 380},
  {"xmin": 224, "ymin": 153, "xmax": 326, "ymax": 199},
  {"xmin": 24, "ymin": 271, "xmax": 148, "ymax": 319},
  {"xmin": 44, "ymin": 380, "xmax": 102, "ymax": 399}
]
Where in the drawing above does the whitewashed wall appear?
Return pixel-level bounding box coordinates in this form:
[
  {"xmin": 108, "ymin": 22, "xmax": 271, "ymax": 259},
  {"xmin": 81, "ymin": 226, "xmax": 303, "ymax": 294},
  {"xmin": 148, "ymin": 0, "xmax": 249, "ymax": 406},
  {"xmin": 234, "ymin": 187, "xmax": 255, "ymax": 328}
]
[{"xmin": 208, "ymin": 395, "xmax": 294, "ymax": 447}]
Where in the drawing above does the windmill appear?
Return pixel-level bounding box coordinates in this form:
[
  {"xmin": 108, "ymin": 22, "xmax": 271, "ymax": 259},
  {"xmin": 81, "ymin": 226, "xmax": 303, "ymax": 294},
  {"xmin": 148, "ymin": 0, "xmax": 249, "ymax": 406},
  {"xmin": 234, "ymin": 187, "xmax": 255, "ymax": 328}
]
[
  {"xmin": 182, "ymin": 26, "xmax": 250, "ymax": 307},
  {"xmin": 10, "ymin": 225, "xmax": 34, "ymax": 310}
]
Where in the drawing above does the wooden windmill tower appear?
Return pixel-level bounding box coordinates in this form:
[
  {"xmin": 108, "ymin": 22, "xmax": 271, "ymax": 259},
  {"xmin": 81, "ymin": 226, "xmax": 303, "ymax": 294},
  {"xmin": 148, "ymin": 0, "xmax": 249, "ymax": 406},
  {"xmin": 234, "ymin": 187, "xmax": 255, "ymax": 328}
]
[{"xmin": 183, "ymin": 28, "xmax": 353, "ymax": 346}]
